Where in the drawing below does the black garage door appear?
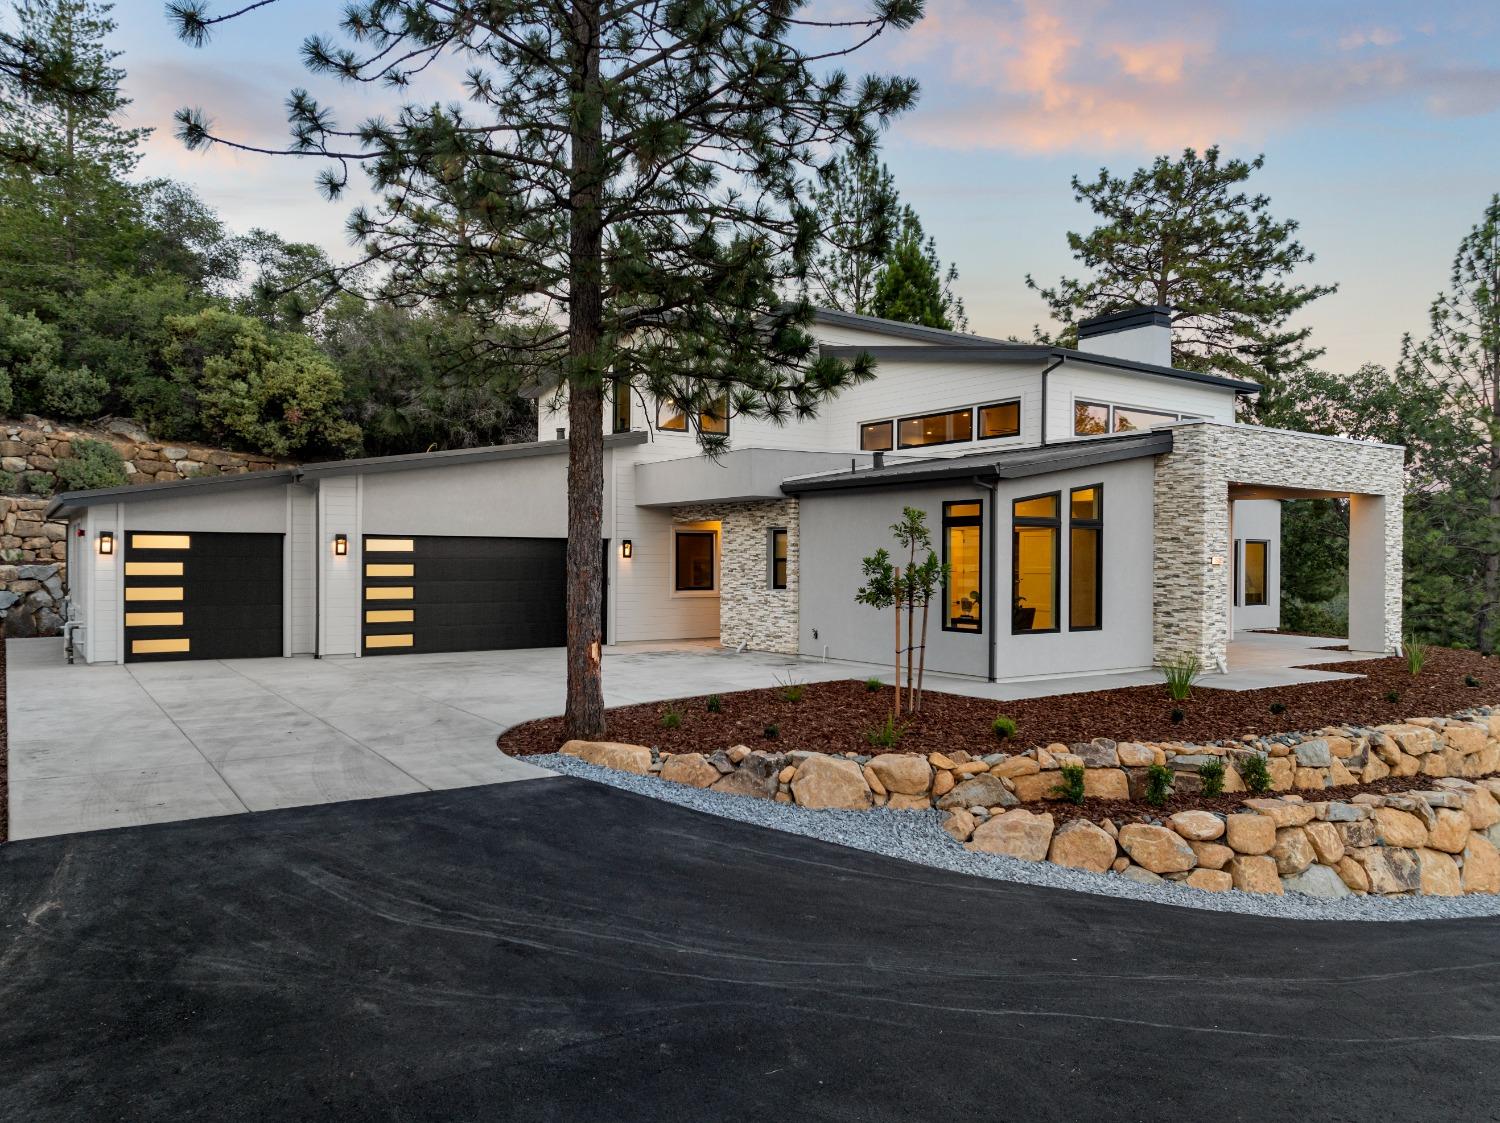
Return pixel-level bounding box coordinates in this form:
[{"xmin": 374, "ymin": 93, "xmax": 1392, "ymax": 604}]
[
  {"xmin": 361, "ymin": 535, "xmax": 567, "ymax": 655},
  {"xmin": 123, "ymin": 531, "xmax": 283, "ymax": 662}
]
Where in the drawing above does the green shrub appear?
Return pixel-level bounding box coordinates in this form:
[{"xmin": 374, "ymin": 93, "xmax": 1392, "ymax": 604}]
[
  {"xmin": 1198, "ymin": 758, "xmax": 1226, "ymax": 798},
  {"xmin": 1385, "ymin": 690, "xmax": 1400, "ymax": 704},
  {"xmin": 864, "ymin": 676, "xmax": 882, "ymax": 693},
  {"xmin": 991, "ymin": 714, "xmax": 1017, "ymax": 740},
  {"xmin": 1269, "ymin": 701, "xmax": 1286, "ymax": 715},
  {"xmin": 1170, "ymin": 707, "xmax": 1184, "ymax": 724},
  {"xmin": 1238, "ymin": 754, "xmax": 1271, "ymax": 795},
  {"xmin": 1144, "ymin": 763, "xmax": 1173, "ymax": 806},
  {"xmin": 1403, "ymin": 636, "xmax": 1427, "ymax": 676},
  {"xmin": 1465, "ymin": 674, "xmax": 1482, "ymax": 688},
  {"xmin": 777, "ymin": 673, "xmax": 806, "ymax": 703},
  {"xmin": 659, "ymin": 704, "xmax": 683, "ymax": 730},
  {"xmin": 22, "ymin": 471, "xmax": 54, "ymax": 497},
  {"xmin": 38, "ymin": 364, "xmax": 107, "ymax": 418},
  {"xmin": 0, "ymin": 469, "xmax": 15, "ymax": 494},
  {"xmin": 705, "ymin": 693, "xmax": 722, "ymax": 713},
  {"xmin": 53, "ymin": 439, "xmax": 128, "ymax": 492},
  {"xmin": 866, "ymin": 713, "xmax": 904, "ymax": 749},
  {"xmin": 762, "ymin": 723, "xmax": 780, "ymax": 741},
  {"xmin": 1051, "ymin": 763, "xmax": 1086, "ymax": 805},
  {"xmin": 1161, "ymin": 653, "xmax": 1201, "ymax": 701}
]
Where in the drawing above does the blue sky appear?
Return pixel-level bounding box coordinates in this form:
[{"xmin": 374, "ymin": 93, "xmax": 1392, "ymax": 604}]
[{"xmin": 107, "ymin": 0, "xmax": 1500, "ymax": 373}]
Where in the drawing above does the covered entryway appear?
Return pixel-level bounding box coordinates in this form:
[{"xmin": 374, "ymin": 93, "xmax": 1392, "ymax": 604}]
[
  {"xmin": 360, "ymin": 534, "xmax": 566, "ymax": 655},
  {"xmin": 123, "ymin": 530, "xmax": 283, "ymax": 662}
]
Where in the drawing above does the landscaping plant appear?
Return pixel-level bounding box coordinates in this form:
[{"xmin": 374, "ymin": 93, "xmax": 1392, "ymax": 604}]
[
  {"xmin": 1239, "ymin": 754, "xmax": 1272, "ymax": 795},
  {"xmin": 1161, "ymin": 653, "xmax": 1201, "ymax": 701},
  {"xmin": 864, "ymin": 677, "xmax": 883, "ymax": 693},
  {"xmin": 1403, "ymin": 636, "xmax": 1428, "ymax": 676},
  {"xmin": 1386, "ymin": 690, "xmax": 1401, "ymax": 703},
  {"xmin": 1052, "ymin": 763, "xmax": 1086, "ymax": 805},
  {"xmin": 1466, "ymin": 674, "xmax": 1482, "ymax": 688},
  {"xmin": 1269, "ymin": 701, "xmax": 1286, "ymax": 715},
  {"xmin": 776, "ymin": 673, "xmax": 806, "ymax": 703},
  {"xmin": 763, "ymin": 723, "xmax": 780, "ymax": 741},
  {"xmin": 855, "ymin": 507, "xmax": 949, "ymax": 716},
  {"xmin": 1198, "ymin": 758, "xmax": 1226, "ymax": 798},
  {"xmin": 706, "ymin": 694, "xmax": 722, "ymax": 713},
  {"xmin": 1144, "ymin": 763, "xmax": 1173, "ymax": 806},
  {"xmin": 659, "ymin": 704, "xmax": 683, "ymax": 730},
  {"xmin": 991, "ymin": 714, "xmax": 1017, "ymax": 740},
  {"xmin": 866, "ymin": 713, "xmax": 905, "ymax": 749},
  {"xmin": 1170, "ymin": 707, "xmax": 1185, "ymax": 724}
]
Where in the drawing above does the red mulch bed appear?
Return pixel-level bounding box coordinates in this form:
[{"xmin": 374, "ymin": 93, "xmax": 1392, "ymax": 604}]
[{"xmin": 498, "ymin": 648, "xmax": 1500, "ymax": 760}]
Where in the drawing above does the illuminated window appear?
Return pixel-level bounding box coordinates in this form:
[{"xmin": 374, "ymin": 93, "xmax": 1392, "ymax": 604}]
[
  {"xmin": 365, "ymin": 586, "xmax": 414, "ymax": 600},
  {"xmin": 130, "ymin": 534, "xmax": 191, "ymax": 550},
  {"xmin": 1244, "ymin": 540, "xmax": 1268, "ymax": 606},
  {"xmin": 769, "ymin": 527, "xmax": 788, "ymax": 590},
  {"xmin": 126, "ymin": 587, "xmax": 183, "ymax": 601},
  {"xmin": 612, "ymin": 379, "xmax": 632, "ymax": 433},
  {"xmin": 365, "ymin": 563, "xmax": 415, "ymax": 578},
  {"xmin": 1012, "ymin": 493, "xmax": 1059, "ymax": 633},
  {"xmin": 365, "ymin": 634, "xmax": 414, "ymax": 648},
  {"xmin": 978, "ymin": 401, "xmax": 1021, "ymax": 440},
  {"xmin": 943, "ymin": 501, "xmax": 983, "ymax": 633},
  {"xmin": 1069, "ymin": 485, "xmax": 1103, "ymax": 630},
  {"xmin": 366, "ymin": 609, "xmax": 415, "ymax": 623},
  {"xmin": 1073, "ymin": 401, "xmax": 1110, "ymax": 436},
  {"xmin": 658, "ymin": 392, "xmax": 729, "ymax": 435},
  {"xmin": 860, "ymin": 420, "xmax": 894, "ymax": 451},
  {"xmin": 674, "ymin": 531, "xmax": 716, "ymax": 592},
  {"xmin": 365, "ymin": 538, "xmax": 414, "ymax": 552},
  {"xmin": 125, "ymin": 561, "xmax": 183, "ymax": 576},
  {"xmin": 125, "ymin": 611, "xmax": 184, "ymax": 627},
  {"xmin": 898, "ymin": 408, "xmax": 972, "ymax": 449},
  {"xmin": 131, "ymin": 637, "xmax": 190, "ymax": 654}
]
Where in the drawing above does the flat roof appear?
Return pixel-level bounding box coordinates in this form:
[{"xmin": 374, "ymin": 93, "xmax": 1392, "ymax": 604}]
[{"xmin": 781, "ymin": 430, "xmax": 1173, "ymax": 495}]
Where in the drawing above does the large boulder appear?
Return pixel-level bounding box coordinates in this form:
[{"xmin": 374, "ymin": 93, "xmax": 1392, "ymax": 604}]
[
  {"xmin": 659, "ymin": 752, "xmax": 722, "ymax": 788},
  {"xmin": 1242, "ymin": 798, "xmax": 1316, "ymax": 828},
  {"xmin": 559, "ymin": 740, "xmax": 653, "ymax": 774},
  {"xmin": 1416, "ymin": 849, "xmax": 1462, "ymax": 896},
  {"xmin": 1082, "ymin": 768, "xmax": 1129, "ymax": 800},
  {"xmin": 1188, "ymin": 841, "xmax": 1234, "ymax": 870},
  {"xmin": 790, "ymin": 755, "xmax": 871, "ymax": 809},
  {"xmin": 966, "ymin": 809, "xmax": 1055, "ymax": 862},
  {"xmin": 1372, "ymin": 808, "xmax": 1429, "ymax": 848},
  {"xmin": 1292, "ymin": 739, "xmax": 1333, "ymax": 768},
  {"xmin": 1270, "ymin": 827, "xmax": 1316, "ymax": 876},
  {"xmin": 711, "ymin": 753, "xmax": 781, "ymax": 799},
  {"xmin": 937, "ymin": 774, "xmax": 1017, "ymax": 811},
  {"xmin": 941, "ymin": 808, "xmax": 976, "ymax": 843},
  {"xmin": 1184, "ymin": 868, "xmax": 1233, "ymax": 892},
  {"xmin": 1282, "ymin": 864, "xmax": 1352, "ymax": 899},
  {"xmin": 866, "ymin": 753, "xmax": 932, "ymax": 796},
  {"xmin": 1426, "ymin": 808, "xmax": 1472, "ymax": 854},
  {"xmin": 990, "ymin": 755, "xmax": 1040, "ymax": 779},
  {"xmin": 1224, "ymin": 813, "xmax": 1276, "ymax": 855},
  {"xmin": 1117, "ymin": 824, "xmax": 1196, "ymax": 874},
  {"xmin": 1228, "ymin": 855, "xmax": 1284, "ymax": 894},
  {"xmin": 1073, "ymin": 739, "xmax": 1119, "ymax": 767},
  {"xmin": 1334, "ymin": 856, "xmax": 1370, "ymax": 893},
  {"xmin": 1459, "ymin": 784, "xmax": 1500, "ymax": 830},
  {"xmin": 1349, "ymin": 846, "xmax": 1421, "ymax": 895},
  {"xmin": 1303, "ymin": 821, "xmax": 1345, "ymax": 866},
  {"xmin": 1046, "ymin": 819, "xmax": 1118, "ymax": 873},
  {"xmin": 1168, "ymin": 810, "xmax": 1225, "ymax": 842},
  {"xmin": 1461, "ymin": 834, "xmax": 1500, "ymax": 894}
]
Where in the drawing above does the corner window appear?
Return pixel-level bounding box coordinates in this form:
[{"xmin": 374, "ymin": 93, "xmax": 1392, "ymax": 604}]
[
  {"xmin": 1069, "ymin": 485, "xmax": 1103, "ymax": 630},
  {"xmin": 1073, "ymin": 401, "xmax": 1109, "ymax": 436},
  {"xmin": 675, "ymin": 531, "xmax": 716, "ymax": 591},
  {"xmin": 898, "ymin": 408, "xmax": 972, "ymax": 449},
  {"xmin": 658, "ymin": 393, "xmax": 729, "ymax": 435},
  {"xmin": 1244, "ymin": 540, "xmax": 1268, "ymax": 606},
  {"xmin": 978, "ymin": 400, "xmax": 1021, "ymax": 440},
  {"xmin": 769, "ymin": 527, "xmax": 788, "ymax": 589},
  {"xmin": 1012, "ymin": 492, "xmax": 1059, "ymax": 633},
  {"xmin": 612, "ymin": 380, "xmax": 632, "ymax": 433},
  {"xmin": 943, "ymin": 501, "xmax": 983, "ymax": 633},
  {"xmin": 860, "ymin": 420, "xmax": 894, "ymax": 451}
]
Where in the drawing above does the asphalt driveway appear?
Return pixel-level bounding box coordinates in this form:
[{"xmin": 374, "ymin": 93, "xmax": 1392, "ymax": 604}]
[{"xmin": 2, "ymin": 778, "xmax": 1497, "ymax": 1120}]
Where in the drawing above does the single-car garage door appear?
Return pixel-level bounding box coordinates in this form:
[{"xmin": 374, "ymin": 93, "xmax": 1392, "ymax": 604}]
[
  {"xmin": 361, "ymin": 535, "xmax": 566, "ymax": 655},
  {"xmin": 123, "ymin": 531, "xmax": 284, "ymax": 662}
]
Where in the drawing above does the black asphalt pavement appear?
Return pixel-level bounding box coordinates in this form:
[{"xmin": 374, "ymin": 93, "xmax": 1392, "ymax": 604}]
[{"xmin": 1, "ymin": 776, "xmax": 1498, "ymax": 1121}]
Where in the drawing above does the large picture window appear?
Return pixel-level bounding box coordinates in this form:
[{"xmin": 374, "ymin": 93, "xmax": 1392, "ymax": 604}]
[
  {"xmin": 942, "ymin": 501, "xmax": 983, "ymax": 633},
  {"xmin": 1069, "ymin": 485, "xmax": 1103, "ymax": 630},
  {"xmin": 674, "ymin": 531, "xmax": 716, "ymax": 592},
  {"xmin": 898, "ymin": 408, "xmax": 972, "ymax": 449},
  {"xmin": 1012, "ymin": 493, "xmax": 1059, "ymax": 633},
  {"xmin": 1244, "ymin": 540, "xmax": 1268, "ymax": 606},
  {"xmin": 978, "ymin": 400, "xmax": 1021, "ymax": 440}
]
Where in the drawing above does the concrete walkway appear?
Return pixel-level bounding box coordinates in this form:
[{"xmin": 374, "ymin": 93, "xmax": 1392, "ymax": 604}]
[{"xmin": 6, "ymin": 630, "xmax": 1374, "ymax": 839}]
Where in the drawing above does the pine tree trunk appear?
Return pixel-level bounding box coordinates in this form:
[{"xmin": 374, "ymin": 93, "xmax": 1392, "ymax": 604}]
[{"xmin": 563, "ymin": 0, "xmax": 606, "ymax": 740}]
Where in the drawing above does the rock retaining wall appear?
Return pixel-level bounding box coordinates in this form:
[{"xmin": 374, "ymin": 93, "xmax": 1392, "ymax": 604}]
[{"xmin": 560, "ymin": 711, "xmax": 1500, "ymax": 898}]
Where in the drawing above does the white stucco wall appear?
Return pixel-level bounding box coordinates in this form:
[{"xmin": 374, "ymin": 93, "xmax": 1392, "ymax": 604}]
[{"xmin": 1230, "ymin": 499, "xmax": 1281, "ymax": 632}]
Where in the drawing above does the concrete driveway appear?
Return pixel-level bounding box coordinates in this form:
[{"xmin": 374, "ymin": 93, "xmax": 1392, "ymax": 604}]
[{"xmin": 5, "ymin": 638, "xmax": 852, "ymax": 840}]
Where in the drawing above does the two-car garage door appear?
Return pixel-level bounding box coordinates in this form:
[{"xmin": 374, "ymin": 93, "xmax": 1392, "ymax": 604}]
[{"xmin": 360, "ymin": 535, "xmax": 567, "ymax": 656}]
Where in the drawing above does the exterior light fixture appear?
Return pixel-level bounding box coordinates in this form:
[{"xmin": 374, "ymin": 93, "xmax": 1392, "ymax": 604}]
[
  {"xmin": 334, "ymin": 534, "xmax": 348, "ymax": 556},
  {"xmin": 621, "ymin": 539, "xmax": 633, "ymax": 558},
  {"xmin": 98, "ymin": 530, "xmax": 114, "ymax": 555}
]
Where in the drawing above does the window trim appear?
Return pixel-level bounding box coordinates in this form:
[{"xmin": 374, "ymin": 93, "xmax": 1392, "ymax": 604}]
[
  {"xmin": 769, "ymin": 526, "xmax": 788, "ymax": 590},
  {"xmin": 1233, "ymin": 538, "xmax": 1241, "ymax": 607},
  {"xmin": 976, "ymin": 398, "xmax": 1022, "ymax": 441},
  {"xmin": 1243, "ymin": 538, "xmax": 1269, "ymax": 607},
  {"xmin": 611, "ymin": 379, "xmax": 632, "ymax": 434},
  {"xmin": 673, "ymin": 529, "xmax": 718, "ymax": 594},
  {"xmin": 941, "ymin": 500, "xmax": 984, "ymax": 635},
  {"xmin": 1012, "ymin": 489, "xmax": 1061, "ymax": 635},
  {"xmin": 1067, "ymin": 483, "xmax": 1103, "ymax": 632},
  {"xmin": 896, "ymin": 407, "xmax": 974, "ymax": 450}
]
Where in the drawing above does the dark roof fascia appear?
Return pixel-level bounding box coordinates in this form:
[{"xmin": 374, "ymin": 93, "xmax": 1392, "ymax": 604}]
[
  {"xmin": 810, "ymin": 307, "xmax": 1004, "ymax": 347},
  {"xmin": 780, "ymin": 431, "xmax": 1174, "ymax": 496},
  {"xmin": 818, "ymin": 342, "xmax": 1260, "ymax": 394},
  {"xmin": 298, "ymin": 430, "xmax": 647, "ymax": 479},
  {"xmin": 45, "ymin": 467, "xmax": 299, "ymax": 519},
  {"xmin": 1077, "ymin": 305, "xmax": 1172, "ymax": 338}
]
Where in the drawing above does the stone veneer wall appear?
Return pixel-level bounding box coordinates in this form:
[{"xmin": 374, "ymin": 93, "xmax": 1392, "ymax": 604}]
[
  {"xmin": 673, "ymin": 499, "xmax": 799, "ymax": 654},
  {"xmin": 0, "ymin": 415, "xmax": 293, "ymax": 636},
  {"xmin": 1152, "ymin": 422, "xmax": 1404, "ymax": 667}
]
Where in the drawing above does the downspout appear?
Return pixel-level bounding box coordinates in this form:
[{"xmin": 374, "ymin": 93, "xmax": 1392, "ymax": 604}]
[
  {"xmin": 975, "ymin": 472, "xmax": 1001, "ymax": 683},
  {"xmin": 1039, "ymin": 355, "xmax": 1064, "ymax": 447}
]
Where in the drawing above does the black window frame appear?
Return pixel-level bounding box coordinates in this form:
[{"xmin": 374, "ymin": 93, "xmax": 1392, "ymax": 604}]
[
  {"xmin": 611, "ymin": 379, "xmax": 632, "ymax": 434},
  {"xmin": 657, "ymin": 394, "xmax": 731, "ymax": 436},
  {"xmin": 977, "ymin": 399, "xmax": 1022, "ymax": 441},
  {"xmin": 896, "ymin": 407, "xmax": 973, "ymax": 450},
  {"xmin": 674, "ymin": 530, "xmax": 717, "ymax": 592},
  {"xmin": 941, "ymin": 500, "xmax": 984, "ymax": 634},
  {"xmin": 1068, "ymin": 483, "xmax": 1103, "ymax": 632},
  {"xmin": 1233, "ymin": 538, "xmax": 1241, "ymax": 607},
  {"xmin": 1112, "ymin": 404, "xmax": 1179, "ymax": 433},
  {"xmin": 769, "ymin": 526, "xmax": 788, "ymax": 590},
  {"xmin": 1073, "ymin": 400, "xmax": 1111, "ymax": 437},
  {"xmin": 1243, "ymin": 539, "xmax": 1269, "ymax": 607},
  {"xmin": 859, "ymin": 420, "xmax": 894, "ymax": 451},
  {"xmin": 1012, "ymin": 490, "xmax": 1061, "ymax": 635}
]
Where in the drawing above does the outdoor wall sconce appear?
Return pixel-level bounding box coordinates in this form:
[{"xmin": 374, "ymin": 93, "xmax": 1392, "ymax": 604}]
[
  {"xmin": 97, "ymin": 530, "xmax": 114, "ymax": 555},
  {"xmin": 621, "ymin": 539, "xmax": 633, "ymax": 558},
  {"xmin": 334, "ymin": 533, "xmax": 348, "ymax": 556}
]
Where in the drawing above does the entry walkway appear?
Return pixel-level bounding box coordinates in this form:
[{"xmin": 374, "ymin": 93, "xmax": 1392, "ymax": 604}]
[{"xmin": 7, "ymin": 630, "xmax": 1374, "ymax": 839}]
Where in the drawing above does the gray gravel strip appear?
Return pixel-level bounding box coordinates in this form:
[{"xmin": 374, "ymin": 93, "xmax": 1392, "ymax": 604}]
[{"xmin": 534, "ymin": 753, "xmax": 1500, "ymax": 923}]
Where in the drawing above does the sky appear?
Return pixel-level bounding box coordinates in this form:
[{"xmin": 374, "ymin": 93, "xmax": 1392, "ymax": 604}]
[{"xmin": 103, "ymin": 0, "xmax": 1500, "ymax": 374}]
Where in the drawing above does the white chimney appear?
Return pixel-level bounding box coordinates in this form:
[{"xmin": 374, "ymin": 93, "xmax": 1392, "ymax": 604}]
[{"xmin": 1076, "ymin": 306, "xmax": 1172, "ymax": 368}]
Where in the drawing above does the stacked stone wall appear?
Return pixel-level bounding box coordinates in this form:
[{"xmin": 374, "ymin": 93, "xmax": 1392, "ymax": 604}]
[{"xmin": 673, "ymin": 499, "xmax": 799, "ymax": 654}]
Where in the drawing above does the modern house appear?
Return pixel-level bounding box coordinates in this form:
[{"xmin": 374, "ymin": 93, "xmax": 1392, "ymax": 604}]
[{"xmin": 48, "ymin": 306, "xmax": 1404, "ymax": 680}]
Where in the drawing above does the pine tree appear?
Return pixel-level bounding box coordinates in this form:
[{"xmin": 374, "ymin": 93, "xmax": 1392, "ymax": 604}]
[
  {"xmin": 169, "ymin": 0, "xmax": 924, "ymax": 738},
  {"xmin": 804, "ymin": 147, "xmax": 900, "ymax": 316},
  {"xmin": 871, "ymin": 210, "xmax": 967, "ymax": 331},
  {"xmin": 1028, "ymin": 146, "xmax": 1332, "ymax": 407}
]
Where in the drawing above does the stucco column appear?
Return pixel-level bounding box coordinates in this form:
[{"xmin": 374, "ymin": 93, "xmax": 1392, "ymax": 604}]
[{"xmin": 1348, "ymin": 492, "xmax": 1402, "ymax": 653}]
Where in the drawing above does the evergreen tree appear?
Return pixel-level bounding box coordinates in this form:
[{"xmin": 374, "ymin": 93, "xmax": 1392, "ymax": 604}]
[
  {"xmin": 170, "ymin": 0, "xmax": 924, "ymax": 737},
  {"xmin": 871, "ymin": 209, "xmax": 966, "ymax": 331},
  {"xmin": 804, "ymin": 147, "xmax": 900, "ymax": 316},
  {"xmin": 1028, "ymin": 146, "xmax": 1333, "ymax": 409}
]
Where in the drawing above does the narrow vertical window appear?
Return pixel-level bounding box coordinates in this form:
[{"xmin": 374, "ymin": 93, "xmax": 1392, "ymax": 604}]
[
  {"xmin": 1233, "ymin": 539, "xmax": 1242, "ymax": 607},
  {"xmin": 1069, "ymin": 485, "xmax": 1103, "ymax": 630},
  {"xmin": 769, "ymin": 527, "xmax": 788, "ymax": 589},
  {"xmin": 1244, "ymin": 540, "xmax": 1268, "ymax": 606},
  {"xmin": 943, "ymin": 501, "xmax": 983, "ymax": 633},
  {"xmin": 612, "ymin": 380, "xmax": 632, "ymax": 433},
  {"xmin": 1012, "ymin": 493, "xmax": 1059, "ymax": 633}
]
